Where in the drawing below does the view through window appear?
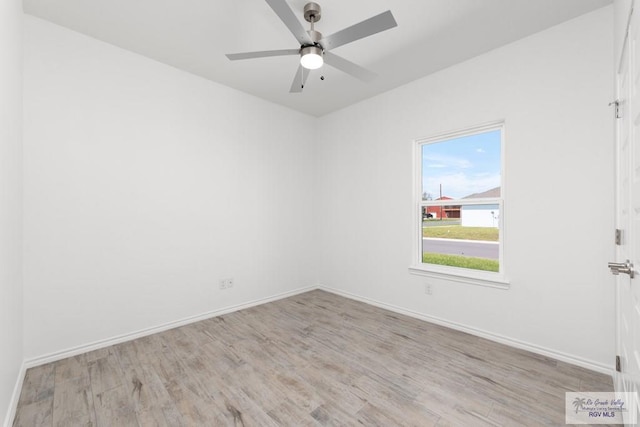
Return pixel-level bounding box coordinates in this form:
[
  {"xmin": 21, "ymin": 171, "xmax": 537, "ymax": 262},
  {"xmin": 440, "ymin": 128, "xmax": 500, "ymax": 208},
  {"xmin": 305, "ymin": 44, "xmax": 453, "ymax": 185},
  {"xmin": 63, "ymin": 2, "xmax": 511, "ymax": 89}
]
[{"xmin": 418, "ymin": 124, "xmax": 503, "ymax": 273}]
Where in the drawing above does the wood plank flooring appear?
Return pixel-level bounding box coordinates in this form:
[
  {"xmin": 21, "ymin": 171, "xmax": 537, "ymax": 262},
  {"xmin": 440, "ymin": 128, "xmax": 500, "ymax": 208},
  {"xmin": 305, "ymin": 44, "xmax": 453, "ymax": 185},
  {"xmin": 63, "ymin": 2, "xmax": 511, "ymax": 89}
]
[{"xmin": 13, "ymin": 290, "xmax": 613, "ymax": 426}]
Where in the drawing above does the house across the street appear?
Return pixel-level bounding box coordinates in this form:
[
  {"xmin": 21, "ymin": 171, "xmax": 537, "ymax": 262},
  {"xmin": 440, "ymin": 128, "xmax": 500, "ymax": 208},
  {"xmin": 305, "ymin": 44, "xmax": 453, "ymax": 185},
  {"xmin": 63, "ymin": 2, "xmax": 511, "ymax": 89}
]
[{"xmin": 461, "ymin": 187, "xmax": 501, "ymax": 227}]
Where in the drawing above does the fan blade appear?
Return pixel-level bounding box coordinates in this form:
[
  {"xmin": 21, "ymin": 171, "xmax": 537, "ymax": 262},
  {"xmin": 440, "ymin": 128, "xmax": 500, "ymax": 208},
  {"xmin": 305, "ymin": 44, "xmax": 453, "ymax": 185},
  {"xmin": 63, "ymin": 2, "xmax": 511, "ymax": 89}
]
[
  {"xmin": 324, "ymin": 52, "xmax": 376, "ymax": 82},
  {"xmin": 290, "ymin": 65, "xmax": 310, "ymax": 93},
  {"xmin": 320, "ymin": 10, "xmax": 397, "ymax": 51},
  {"xmin": 226, "ymin": 49, "xmax": 299, "ymax": 61},
  {"xmin": 265, "ymin": 0, "xmax": 312, "ymax": 45}
]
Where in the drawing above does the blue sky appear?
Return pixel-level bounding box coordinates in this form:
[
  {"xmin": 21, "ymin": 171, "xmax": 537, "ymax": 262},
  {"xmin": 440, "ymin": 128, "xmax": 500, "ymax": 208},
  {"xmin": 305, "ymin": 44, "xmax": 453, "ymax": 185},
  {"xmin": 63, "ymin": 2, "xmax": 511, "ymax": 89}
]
[{"xmin": 422, "ymin": 129, "xmax": 501, "ymax": 199}]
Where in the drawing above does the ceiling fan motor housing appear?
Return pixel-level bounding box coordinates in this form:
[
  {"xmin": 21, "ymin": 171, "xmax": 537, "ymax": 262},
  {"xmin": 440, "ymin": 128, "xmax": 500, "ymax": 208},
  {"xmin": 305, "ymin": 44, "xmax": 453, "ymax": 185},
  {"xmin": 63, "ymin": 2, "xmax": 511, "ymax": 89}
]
[{"xmin": 300, "ymin": 45, "xmax": 323, "ymax": 58}]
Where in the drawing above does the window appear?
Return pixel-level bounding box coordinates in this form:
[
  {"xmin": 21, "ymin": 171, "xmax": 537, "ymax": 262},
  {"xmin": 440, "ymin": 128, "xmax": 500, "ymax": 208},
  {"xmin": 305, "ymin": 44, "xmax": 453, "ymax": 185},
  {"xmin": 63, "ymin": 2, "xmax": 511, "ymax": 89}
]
[{"xmin": 410, "ymin": 122, "xmax": 507, "ymax": 288}]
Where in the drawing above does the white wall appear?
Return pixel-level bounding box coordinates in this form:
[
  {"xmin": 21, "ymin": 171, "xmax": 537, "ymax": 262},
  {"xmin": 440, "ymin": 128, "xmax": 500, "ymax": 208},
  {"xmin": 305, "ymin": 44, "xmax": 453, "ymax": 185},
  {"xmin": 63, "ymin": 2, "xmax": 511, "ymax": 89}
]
[
  {"xmin": 23, "ymin": 16, "xmax": 317, "ymax": 360},
  {"xmin": 316, "ymin": 7, "xmax": 615, "ymax": 369},
  {"xmin": 0, "ymin": 0, "xmax": 23, "ymax": 425},
  {"xmin": 614, "ymin": 0, "xmax": 632, "ymax": 68}
]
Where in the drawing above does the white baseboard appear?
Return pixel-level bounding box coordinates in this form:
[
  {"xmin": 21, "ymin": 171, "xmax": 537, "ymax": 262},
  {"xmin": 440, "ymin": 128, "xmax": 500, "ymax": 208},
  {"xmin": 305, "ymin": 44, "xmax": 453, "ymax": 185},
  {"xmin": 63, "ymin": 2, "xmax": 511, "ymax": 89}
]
[
  {"xmin": 3, "ymin": 361, "xmax": 26, "ymax": 427},
  {"xmin": 24, "ymin": 285, "xmax": 317, "ymax": 369},
  {"xmin": 318, "ymin": 285, "xmax": 614, "ymax": 376},
  {"xmin": 22, "ymin": 283, "xmax": 615, "ymax": 376}
]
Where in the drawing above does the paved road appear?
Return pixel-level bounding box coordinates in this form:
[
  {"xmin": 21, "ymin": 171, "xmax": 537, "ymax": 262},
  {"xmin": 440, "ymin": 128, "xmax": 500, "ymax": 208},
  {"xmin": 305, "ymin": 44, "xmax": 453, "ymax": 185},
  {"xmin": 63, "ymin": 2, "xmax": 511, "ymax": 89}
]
[{"xmin": 423, "ymin": 238, "xmax": 498, "ymax": 259}]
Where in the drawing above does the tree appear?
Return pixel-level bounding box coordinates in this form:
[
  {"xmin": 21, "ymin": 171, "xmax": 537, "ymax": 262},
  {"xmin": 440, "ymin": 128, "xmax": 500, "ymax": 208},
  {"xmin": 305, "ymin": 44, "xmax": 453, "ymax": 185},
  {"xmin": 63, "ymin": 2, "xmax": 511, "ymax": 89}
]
[{"xmin": 572, "ymin": 397, "xmax": 585, "ymax": 414}]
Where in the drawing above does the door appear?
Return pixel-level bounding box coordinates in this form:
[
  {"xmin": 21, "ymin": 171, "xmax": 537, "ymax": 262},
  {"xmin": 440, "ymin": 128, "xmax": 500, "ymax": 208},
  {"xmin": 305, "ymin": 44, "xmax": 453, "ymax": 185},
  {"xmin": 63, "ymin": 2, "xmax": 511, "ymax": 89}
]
[{"xmin": 614, "ymin": 3, "xmax": 640, "ymax": 424}]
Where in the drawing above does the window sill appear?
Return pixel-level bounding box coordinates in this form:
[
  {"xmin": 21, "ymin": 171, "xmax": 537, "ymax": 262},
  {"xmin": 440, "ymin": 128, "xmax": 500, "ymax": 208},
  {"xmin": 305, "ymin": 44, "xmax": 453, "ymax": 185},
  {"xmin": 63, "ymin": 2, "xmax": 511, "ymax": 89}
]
[{"xmin": 408, "ymin": 265, "xmax": 510, "ymax": 290}]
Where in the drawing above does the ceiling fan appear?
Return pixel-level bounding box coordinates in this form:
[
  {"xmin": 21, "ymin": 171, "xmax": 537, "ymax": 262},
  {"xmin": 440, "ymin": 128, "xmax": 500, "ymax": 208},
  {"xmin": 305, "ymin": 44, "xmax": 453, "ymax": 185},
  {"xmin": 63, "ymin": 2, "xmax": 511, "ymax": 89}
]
[{"xmin": 225, "ymin": 0, "xmax": 397, "ymax": 93}]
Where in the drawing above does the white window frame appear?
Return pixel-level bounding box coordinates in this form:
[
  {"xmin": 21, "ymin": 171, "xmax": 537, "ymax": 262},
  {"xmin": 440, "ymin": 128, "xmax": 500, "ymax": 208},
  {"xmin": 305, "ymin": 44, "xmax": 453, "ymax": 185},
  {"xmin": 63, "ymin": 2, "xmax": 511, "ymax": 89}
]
[{"xmin": 409, "ymin": 121, "xmax": 509, "ymax": 289}]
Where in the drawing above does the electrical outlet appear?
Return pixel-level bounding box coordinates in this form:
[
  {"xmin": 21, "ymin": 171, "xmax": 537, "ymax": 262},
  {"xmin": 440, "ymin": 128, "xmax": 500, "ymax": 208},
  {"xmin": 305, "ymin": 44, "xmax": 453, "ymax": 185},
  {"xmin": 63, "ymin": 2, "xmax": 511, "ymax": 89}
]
[
  {"xmin": 425, "ymin": 283, "xmax": 433, "ymax": 295},
  {"xmin": 219, "ymin": 278, "xmax": 234, "ymax": 290}
]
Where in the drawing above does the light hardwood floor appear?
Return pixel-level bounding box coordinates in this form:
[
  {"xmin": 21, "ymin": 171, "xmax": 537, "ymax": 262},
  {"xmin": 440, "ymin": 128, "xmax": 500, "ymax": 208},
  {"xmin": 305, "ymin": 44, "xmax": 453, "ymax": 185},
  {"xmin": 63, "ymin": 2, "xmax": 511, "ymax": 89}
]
[{"xmin": 13, "ymin": 290, "xmax": 613, "ymax": 426}]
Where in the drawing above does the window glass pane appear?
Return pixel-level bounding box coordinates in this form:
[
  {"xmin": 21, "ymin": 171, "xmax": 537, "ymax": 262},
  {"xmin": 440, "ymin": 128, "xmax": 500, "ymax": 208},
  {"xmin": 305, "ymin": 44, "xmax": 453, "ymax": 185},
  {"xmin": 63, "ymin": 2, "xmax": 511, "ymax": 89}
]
[
  {"xmin": 421, "ymin": 129, "xmax": 501, "ymax": 202},
  {"xmin": 418, "ymin": 126, "xmax": 503, "ymax": 274},
  {"xmin": 422, "ymin": 204, "xmax": 500, "ymax": 272}
]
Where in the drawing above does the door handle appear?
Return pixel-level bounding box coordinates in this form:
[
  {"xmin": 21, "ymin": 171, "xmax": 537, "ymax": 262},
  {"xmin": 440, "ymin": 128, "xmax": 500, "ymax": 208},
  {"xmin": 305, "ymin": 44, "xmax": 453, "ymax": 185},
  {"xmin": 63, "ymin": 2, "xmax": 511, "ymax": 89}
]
[{"xmin": 608, "ymin": 260, "xmax": 635, "ymax": 278}]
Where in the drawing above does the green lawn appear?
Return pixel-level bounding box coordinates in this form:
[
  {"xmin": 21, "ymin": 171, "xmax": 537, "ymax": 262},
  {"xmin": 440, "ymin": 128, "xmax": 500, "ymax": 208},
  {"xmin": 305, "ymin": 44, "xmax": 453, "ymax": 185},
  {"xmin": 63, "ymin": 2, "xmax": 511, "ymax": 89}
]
[
  {"xmin": 423, "ymin": 253, "xmax": 499, "ymax": 272},
  {"xmin": 422, "ymin": 225, "xmax": 498, "ymax": 241}
]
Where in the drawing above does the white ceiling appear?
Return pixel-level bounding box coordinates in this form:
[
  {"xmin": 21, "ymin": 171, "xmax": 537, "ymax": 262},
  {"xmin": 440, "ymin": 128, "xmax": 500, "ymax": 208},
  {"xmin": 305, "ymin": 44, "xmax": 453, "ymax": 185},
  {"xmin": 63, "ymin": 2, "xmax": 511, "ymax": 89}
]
[{"xmin": 23, "ymin": 0, "xmax": 611, "ymax": 117}]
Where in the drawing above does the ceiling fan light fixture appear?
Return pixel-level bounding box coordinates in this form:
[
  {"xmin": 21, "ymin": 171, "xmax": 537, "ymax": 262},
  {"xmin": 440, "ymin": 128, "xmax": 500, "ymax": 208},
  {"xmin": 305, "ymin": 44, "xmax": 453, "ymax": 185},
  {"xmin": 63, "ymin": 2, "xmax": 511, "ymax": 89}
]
[{"xmin": 300, "ymin": 46, "xmax": 323, "ymax": 70}]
